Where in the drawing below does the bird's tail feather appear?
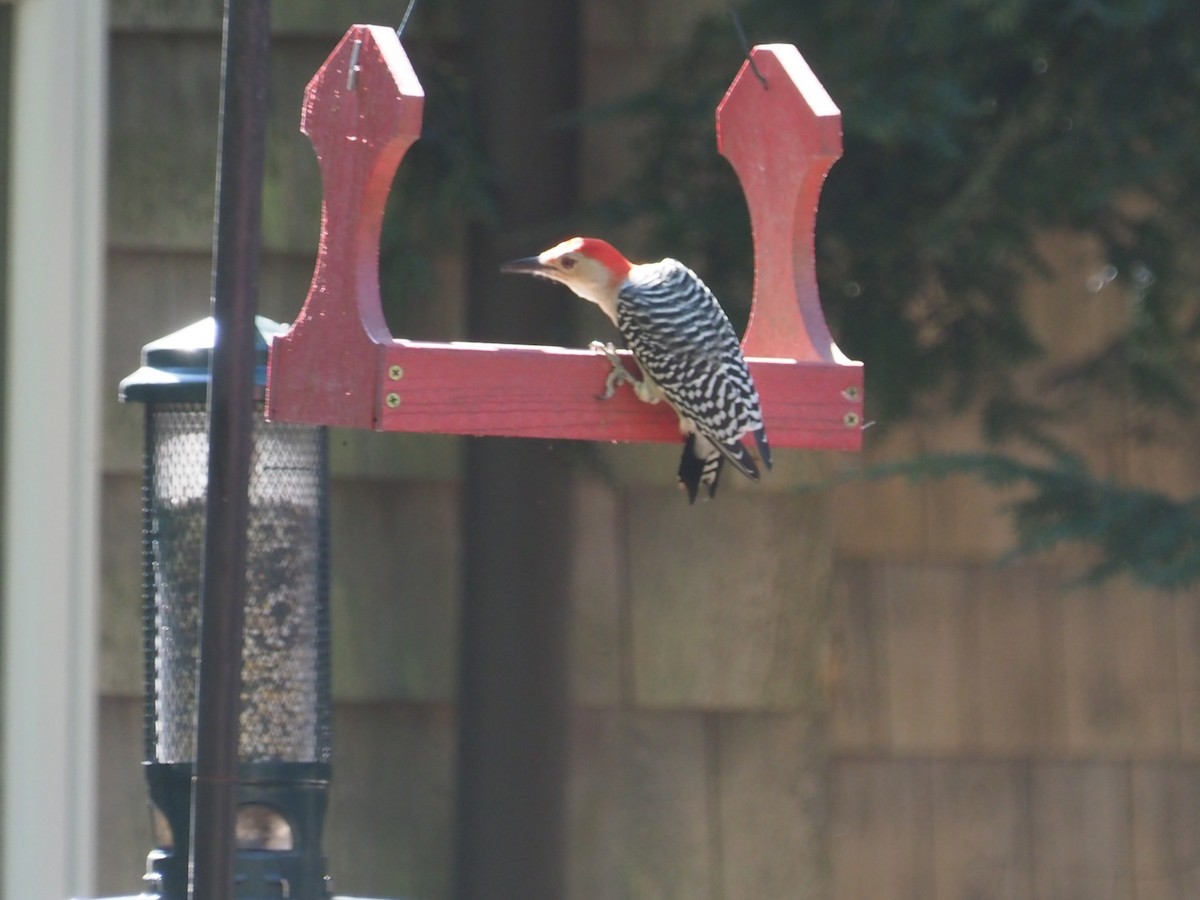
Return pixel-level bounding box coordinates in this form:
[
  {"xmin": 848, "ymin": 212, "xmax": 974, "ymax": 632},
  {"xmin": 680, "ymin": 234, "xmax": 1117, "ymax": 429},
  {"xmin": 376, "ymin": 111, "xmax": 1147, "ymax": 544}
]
[
  {"xmin": 713, "ymin": 435, "xmax": 762, "ymax": 482},
  {"xmin": 678, "ymin": 433, "xmax": 724, "ymax": 503},
  {"xmin": 753, "ymin": 427, "xmax": 772, "ymax": 471}
]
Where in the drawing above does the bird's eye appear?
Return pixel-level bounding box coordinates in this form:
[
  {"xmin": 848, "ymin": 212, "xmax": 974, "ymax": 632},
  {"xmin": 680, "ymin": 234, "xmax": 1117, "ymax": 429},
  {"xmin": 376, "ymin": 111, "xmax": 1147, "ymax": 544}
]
[{"xmin": 560, "ymin": 256, "xmax": 577, "ymax": 270}]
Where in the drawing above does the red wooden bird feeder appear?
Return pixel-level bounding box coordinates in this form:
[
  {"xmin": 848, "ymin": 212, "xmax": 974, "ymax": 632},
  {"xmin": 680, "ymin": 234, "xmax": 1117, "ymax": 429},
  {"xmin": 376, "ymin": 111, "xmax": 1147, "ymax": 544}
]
[{"xmin": 266, "ymin": 25, "xmax": 863, "ymax": 451}]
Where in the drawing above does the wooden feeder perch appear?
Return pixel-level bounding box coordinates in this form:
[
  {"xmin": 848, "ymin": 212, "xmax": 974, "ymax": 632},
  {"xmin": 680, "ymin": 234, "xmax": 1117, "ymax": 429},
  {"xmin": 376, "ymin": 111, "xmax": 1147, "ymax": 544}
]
[{"xmin": 266, "ymin": 25, "xmax": 864, "ymax": 451}]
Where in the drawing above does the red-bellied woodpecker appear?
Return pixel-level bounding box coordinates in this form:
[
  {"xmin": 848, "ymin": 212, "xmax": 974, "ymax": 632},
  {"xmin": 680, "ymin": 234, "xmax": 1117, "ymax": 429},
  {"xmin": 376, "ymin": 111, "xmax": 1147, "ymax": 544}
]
[{"xmin": 501, "ymin": 236, "xmax": 771, "ymax": 502}]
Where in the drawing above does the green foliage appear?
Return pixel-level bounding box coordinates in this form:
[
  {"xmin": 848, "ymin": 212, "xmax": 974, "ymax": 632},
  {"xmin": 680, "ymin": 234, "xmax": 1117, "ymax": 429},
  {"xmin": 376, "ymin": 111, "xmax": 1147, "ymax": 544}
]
[
  {"xmin": 850, "ymin": 452, "xmax": 1200, "ymax": 588},
  {"xmin": 623, "ymin": 0, "xmax": 1200, "ymax": 586},
  {"xmin": 375, "ymin": 2, "xmax": 1200, "ymax": 586},
  {"xmin": 620, "ymin": 0, "xmax": 1200, "ymax": 425}
]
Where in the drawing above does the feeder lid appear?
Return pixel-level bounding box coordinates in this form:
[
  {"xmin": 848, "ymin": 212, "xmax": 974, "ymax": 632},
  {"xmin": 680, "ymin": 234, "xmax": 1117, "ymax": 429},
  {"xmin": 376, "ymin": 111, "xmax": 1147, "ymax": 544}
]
[{"xmin": 119, "ymin": 315, "xmax": 288, "ymax": 404}]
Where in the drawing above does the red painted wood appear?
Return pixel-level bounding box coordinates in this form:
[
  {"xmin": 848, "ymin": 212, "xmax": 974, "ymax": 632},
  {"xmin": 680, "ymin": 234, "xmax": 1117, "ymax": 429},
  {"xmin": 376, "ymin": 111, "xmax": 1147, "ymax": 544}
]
[
  {"xmin": 718, "ymin": 44, "xmax": 847, "ymax": 364},
  {"xmin": 266, "ymin": 29, "xmax": 864, "ymax": 451},
  {"xmin": 267, "ymin": 25, "xmax": 424, "ymax": 429},
  {"xmin": 375, "ymin": 343, "xmax": 861, "ymax": 449}
]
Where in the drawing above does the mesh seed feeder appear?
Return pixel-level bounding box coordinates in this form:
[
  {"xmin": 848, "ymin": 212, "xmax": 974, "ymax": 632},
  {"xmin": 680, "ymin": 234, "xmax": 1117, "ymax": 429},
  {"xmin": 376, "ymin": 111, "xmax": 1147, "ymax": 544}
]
[{"xmin": 119, "ymin": 316, "xmax": 332, "ymax": 900}]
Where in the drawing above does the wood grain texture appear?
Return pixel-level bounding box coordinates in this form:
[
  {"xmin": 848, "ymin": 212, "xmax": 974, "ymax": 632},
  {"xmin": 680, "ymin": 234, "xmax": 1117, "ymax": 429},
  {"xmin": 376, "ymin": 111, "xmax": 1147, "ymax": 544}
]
[
  {"xmin": 718, "ymin": 44, "xmax": 842, "ymax": 363},
  {"xmin": 376, "ymin": 341, "xmax": 862, "ymax": 448},
  {"xmin": 325, "ymin": 703, "xmax": 455, "ymax": 899},
  {"xmin": 931, "ymin": 761, "xmax": 1031, "ymax": 900},
  {"xmin": 626, "ymin": 490, "xmax": 830, "ymax": 710},
  {"xmin": 328, "ymin": 481, "xmax": 460, "ymax": 703},
  {"xmin": 567, "ymin": 478, "xmax": 625, "ymax": 707},
  {"xmin": 875, "ymin": 565, "xmax": 978, "ymax": 753},
  {"xmin": 830, "ymin": 760, "xmax": 934, "ymax": 900},
  {"xmin": 266, "ymin": 33, "xmax": 864, "ymax": 449},
  {"xmin": 1031, "ymin": 762, "xmax": 1134, "ymax": 900},
  {"xmin": 972, "ymin": 567, "xmax": 1068, "ymax": 755},
  {"xmin": 567, "ymin": 710, "xmax": 713, "ymax": 900},
  {"xmin": 1177, "ymin": 593, "xmax": 1200, "ymax": 757},
  {"xmin": 828, "ymin": 563, "xmax": 889, "ymax": 752},
  {"xmin": 1061, "ymin": 582, "xmax": 1180, "ymax": 755},
  {"xmin": 1130, "ymin": 764, "xmax": 1200, "ymax": 900},
  {"xmin": 715, "ymin": 714, "xmax": 826, "ymax": 900}
]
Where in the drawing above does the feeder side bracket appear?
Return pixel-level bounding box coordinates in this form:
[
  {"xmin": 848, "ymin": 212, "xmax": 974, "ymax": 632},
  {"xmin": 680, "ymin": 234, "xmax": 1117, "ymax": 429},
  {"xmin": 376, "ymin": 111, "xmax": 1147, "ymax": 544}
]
[{"xmin": 267, "ymin": 25, "xmax": 864, "ymax": 450}]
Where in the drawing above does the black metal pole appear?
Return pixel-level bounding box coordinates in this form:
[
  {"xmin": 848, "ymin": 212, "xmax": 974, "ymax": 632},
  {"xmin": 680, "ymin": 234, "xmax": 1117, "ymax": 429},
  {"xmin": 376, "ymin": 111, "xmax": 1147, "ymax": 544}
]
[{"xmin": 190, "ymin": 1, "xmax": 271, "ymax": 898}]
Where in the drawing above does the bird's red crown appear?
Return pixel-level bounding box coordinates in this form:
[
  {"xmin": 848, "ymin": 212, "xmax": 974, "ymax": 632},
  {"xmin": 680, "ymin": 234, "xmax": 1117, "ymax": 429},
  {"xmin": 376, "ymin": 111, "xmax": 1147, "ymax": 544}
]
[{"xmin": 563, "ymin": 237, "xmax": 633, "ymax": 282}]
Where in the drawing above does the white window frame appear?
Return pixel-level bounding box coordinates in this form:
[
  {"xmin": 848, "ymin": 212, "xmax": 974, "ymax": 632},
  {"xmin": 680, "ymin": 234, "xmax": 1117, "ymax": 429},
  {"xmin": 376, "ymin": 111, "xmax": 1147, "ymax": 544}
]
[{"xmin": 3, "ymin": 2, "xmax": 107, "ymax": 898}]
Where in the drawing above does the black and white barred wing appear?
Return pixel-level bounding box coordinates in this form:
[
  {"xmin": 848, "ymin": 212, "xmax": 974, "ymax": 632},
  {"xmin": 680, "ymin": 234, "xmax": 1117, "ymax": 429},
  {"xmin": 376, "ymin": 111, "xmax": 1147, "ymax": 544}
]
[{"xmin": 616, "ymin": 259, "xmax": 771, "ymax": 478}]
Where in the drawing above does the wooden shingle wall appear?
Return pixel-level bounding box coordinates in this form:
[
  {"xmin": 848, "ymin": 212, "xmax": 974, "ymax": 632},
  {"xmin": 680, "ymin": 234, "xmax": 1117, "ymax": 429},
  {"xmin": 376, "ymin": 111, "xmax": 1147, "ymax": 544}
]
[
  {"xmin": 100, "ymin": 5, "xmax": 1198, "ymax": 899},
  {"xmin": 102, "ymin": 7, "xmax": 467, "ymax": 897},
  {"xmin": 828, "ymin": 231, "xmax": 1200, "ymax": 900},
  {"xmin": 99, "ymin": 2, "xmax": 829, "ymax": 899}
]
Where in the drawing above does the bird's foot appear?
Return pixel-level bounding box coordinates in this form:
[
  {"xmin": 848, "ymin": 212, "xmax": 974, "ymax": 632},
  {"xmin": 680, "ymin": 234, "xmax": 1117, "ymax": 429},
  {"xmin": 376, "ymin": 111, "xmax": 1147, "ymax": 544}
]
[{"xmin": 589, "ymin": 341, "xmax": 639, "ymax": 400}]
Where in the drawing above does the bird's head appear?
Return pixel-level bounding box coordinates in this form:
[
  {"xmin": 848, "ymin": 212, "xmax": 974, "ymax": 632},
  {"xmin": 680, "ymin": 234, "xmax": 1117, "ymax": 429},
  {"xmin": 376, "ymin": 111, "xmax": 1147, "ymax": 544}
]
[{"xmin": 501, "ymin": 237, "xmax": 632, "ymax": 324}]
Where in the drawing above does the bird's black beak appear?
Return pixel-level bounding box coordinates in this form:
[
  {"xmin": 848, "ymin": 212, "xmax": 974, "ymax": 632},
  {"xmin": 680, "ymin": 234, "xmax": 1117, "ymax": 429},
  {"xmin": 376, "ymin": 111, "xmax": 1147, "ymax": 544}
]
[{"xmin": 499, "ymin": 256, "xmax": 548, "ymax": 276}]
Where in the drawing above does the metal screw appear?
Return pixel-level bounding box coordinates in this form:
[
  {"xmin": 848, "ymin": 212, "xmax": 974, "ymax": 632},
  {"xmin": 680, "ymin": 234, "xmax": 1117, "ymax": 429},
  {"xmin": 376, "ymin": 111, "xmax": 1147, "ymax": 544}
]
[
  {"xmin": 843, "ymin": 411, "xmax": 861, "ymax": 428},
  {"xmin": 385, "ymin": 392, "xmax": 401, "ymax": 408},
  {"xmin": 346, "ymin": 39, "xmax": 363, "ymax": 91},
  {"xmin": 388, "ymin": 365, "xmax": 404, "ymax": 380},
  {"xmin": 842, "ymin": 386, "xmax": 860, "ymax": 400}
]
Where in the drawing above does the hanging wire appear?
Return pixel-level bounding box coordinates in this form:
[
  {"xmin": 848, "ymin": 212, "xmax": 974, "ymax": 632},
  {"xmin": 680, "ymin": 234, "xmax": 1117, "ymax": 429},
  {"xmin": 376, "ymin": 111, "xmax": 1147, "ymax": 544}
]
[
  {"xmin": 396, "ymin": 0, "xmax": 420, "ymax": 40},
  {"xmin": 726, "ymin": 0, "xmax": 768, "ymax": 89}
]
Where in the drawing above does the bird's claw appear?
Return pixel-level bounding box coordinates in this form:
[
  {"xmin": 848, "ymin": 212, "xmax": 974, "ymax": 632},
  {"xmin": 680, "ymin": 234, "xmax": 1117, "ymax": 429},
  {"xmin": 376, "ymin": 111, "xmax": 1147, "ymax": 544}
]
[
  {"xmin": 589, "ymin": 340, "xmax": 637, "ymax": 400},
  {"xmin": 600, "ymin": 366, "xmax": 637, "ymax": 401},
  {"xmin": 588, "ymin": 340, "xmax": 621, "ymax": 363}
]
